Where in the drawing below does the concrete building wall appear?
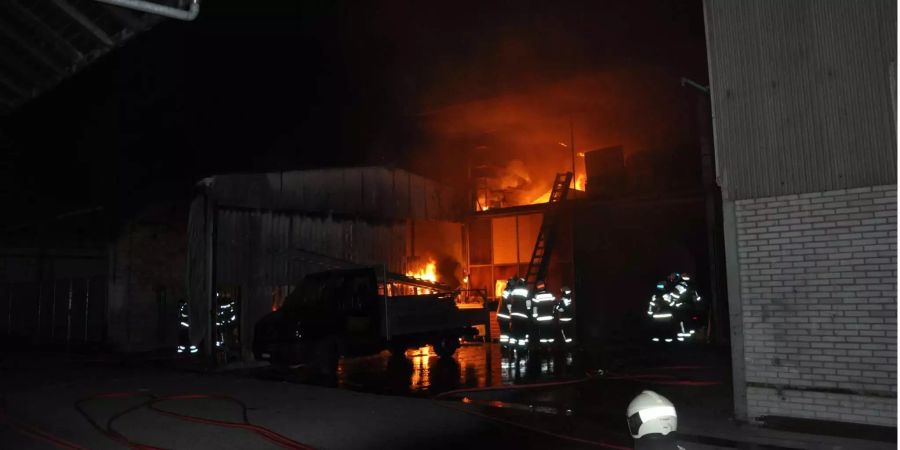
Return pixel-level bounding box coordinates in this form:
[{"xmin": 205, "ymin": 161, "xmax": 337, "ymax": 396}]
[
  {"xmin": 735, "ymin": 185, "xmax": 896, "ymax": 426},
  {"xmin": 705, "ymin": 0, "xmax": 898, "ymax": 427}
]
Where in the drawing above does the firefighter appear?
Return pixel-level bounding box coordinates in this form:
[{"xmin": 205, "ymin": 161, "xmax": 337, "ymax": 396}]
[
  {"xmin": 497, "ymin": 278, "xmax": 515, "ymax": 347},
  {"xmin": 507, "ymin": 278, "xmax": 531, "ymax": 349},
  {"xmin": 215, "ymin": 292, "xmax": 239, "ymax": 352},
  {"xmin": 176, "ymin": 299, "xmax": 198, "ymax": 355},
  {"xmin": 556, "ymin": 286, "xmax": 575, "ymax": 346},
  {"xmin": 647, "ymin": 273, "xmax": 702, "ymax": 343},
  {"xmin": 532, "ymin": 281, "xmax": 558, "ymax": 346}
]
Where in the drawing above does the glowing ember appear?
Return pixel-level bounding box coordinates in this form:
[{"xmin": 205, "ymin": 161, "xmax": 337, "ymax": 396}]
[{"xmin": 406, "ymin": 259, "xmax": 438, "ymax": 283}]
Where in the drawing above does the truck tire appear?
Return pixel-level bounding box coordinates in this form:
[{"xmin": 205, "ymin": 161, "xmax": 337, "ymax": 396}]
[{"xmin": 432, "ymin": 335, "xmax": 460, "ymax": 358}]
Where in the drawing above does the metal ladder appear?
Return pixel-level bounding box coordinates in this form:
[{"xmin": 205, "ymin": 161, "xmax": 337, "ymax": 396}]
[{"xmin": 522, "ymin": 172, "xmax": 573, "ymax": 293}]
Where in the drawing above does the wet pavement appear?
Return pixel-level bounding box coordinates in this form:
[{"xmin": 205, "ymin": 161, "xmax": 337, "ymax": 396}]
[
  {"xmin": 241, "ymin": 340, "xmax": 734, "ymax": 446},
  {"xmin": 329, "ymin": 341, "xmax": 736, "ymax": 449},
  {"xmin": 247, "ymin": 342, "xmax": 586, "ymax": 398},
  {"xmin": 338, "ymin": 343, "xmax": 584, "ymax": 396},
  {"xmin": 231, "ymin": 341, "xmax": 896, "ymax": 448},
  {"xmin": 5, "ymin": 346, "xmax": 893, "ymax": 449},
  {"xmin": 0, "ymin": 352, "xmax": 605, "ymax": 450}
]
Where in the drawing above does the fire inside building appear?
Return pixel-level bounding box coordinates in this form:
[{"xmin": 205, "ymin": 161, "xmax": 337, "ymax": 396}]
[
  {"xmin": 171, "ymin": 129, "xmax": 720, "ymax": 366},
  {"xmin": 0, "ymin": 0, "xmax": 895, "ymax": 449}
]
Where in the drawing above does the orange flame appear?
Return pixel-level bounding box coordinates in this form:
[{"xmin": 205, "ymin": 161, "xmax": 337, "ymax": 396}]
[
  {"xmin": 529, "ymin": 173, "xmax": 586, "ymax": 204},
  {"xmin": 406, "ymin": 259, "xmax": 438, "ymax": 283}
]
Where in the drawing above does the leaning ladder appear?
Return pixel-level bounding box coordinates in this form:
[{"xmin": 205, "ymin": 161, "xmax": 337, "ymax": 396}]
[{"xmin": 521, "ymin": 172, "xmax": 573, "ymax": 293}]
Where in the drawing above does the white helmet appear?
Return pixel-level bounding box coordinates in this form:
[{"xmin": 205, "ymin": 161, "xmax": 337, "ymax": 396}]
[{"xmin": 626, "ymin": 390, "xmax": 677, "ymax": 438}]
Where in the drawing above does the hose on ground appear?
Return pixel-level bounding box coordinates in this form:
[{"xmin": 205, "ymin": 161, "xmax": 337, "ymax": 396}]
[{"xmin": 74, "ymin": 391, "xmax": 315, "ymax": 450}]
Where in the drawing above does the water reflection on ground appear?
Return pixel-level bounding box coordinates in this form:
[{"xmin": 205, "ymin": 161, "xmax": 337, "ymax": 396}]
[{"xmin": 337, "ymin": 343, "xmax": 579, "ymax": 397}]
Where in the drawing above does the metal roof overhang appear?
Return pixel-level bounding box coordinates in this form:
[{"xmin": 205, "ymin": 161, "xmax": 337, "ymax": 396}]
[{"xmin": 0, "ymin": 0, "xmax": 196, "ymax": 114}]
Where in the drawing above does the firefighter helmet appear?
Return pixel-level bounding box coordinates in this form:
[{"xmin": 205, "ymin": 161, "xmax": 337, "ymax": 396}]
[{"xmin": 626, "ymin": 390, "xmax": 677, "ymax": 439}]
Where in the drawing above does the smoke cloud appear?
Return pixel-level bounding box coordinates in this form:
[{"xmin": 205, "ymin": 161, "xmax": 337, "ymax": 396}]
[{"xmin": 411, "ymin": 66, "xmax": 701, "ymax": 203}]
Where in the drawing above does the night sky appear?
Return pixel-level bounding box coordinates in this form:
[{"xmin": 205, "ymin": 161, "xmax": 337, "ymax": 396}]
[{"xmin": 0, "ymin": 0, "xmax": 707, "ymax": 225}]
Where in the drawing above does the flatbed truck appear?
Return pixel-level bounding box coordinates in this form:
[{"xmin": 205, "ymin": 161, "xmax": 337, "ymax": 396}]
[{"xmin": 253, "ymin": 267, "xmax": 485, "ymax": 374}]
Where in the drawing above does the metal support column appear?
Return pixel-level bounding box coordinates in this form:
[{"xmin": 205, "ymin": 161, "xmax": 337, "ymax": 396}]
[
  {"xmin": 722, "ymin": 199, "xmax": 747, "ymax": 421},
  {"xmin": 204, "ymin": 194, "xmax": 218, "ymax": 363},
  {"xmin": 84, "ymin": 278, "xmax": 90, "ymax": 342},
  {"xmin": 6, "ymin": 287, "xmax": 11, "ymax": 335},
  {"xmin": 50, "ymin": 281, "xmax": 57, "ymax": 340},
  {"xmin": 66, "ymin": 279, "xmax": 73, "ymax": 350},
  {"xmin": 382, "ymin": 264, "xmax": 390, "ymax": 340}
]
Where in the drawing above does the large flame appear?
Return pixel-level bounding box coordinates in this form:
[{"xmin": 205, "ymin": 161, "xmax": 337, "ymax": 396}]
[
  {"xmin": 575, "ymin": 173, "xmax": 586, "ymax": 191},
  {"xmin": 406, "ymin": 259, "xmax": 438, "ymax": 283},
  {"xmin": 529, "ymin": 173, "xmax": 586, "ymax": 204}
]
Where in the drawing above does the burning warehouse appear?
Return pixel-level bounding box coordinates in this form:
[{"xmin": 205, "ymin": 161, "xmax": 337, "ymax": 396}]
[
  {"xmin": 181, "ymin": 138, "xmax": 720, "ymax": 362},
  {"xmin": 418, "ymin": 64, "xmax": 724, "ymax": 358},
  {"xmin": 465, "ymin": 148, "xmax": 720, "ymax": 358},
  {"xmin": 185, "ymin": 167, "xmax": 472, "ymax": 360},
  {"xmin": 0, "ymin": 1, "xmax": 894, "ymax": 448}
]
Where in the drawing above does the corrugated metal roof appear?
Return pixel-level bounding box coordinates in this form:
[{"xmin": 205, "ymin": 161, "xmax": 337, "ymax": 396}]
[
  {"xmin": 0, "ymin": 0, "xmax": 168, "ymax": 114},
  {"xmin": 202, "ymin": 167, "xmax": 464, "ymax": 223},
  {"xmin": 704, "ymin": 0, "xmax": 896, "ymax": 200}
]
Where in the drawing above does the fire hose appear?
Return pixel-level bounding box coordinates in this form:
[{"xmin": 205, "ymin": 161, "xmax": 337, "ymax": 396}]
[
  {"xmin": 0, "ymin": 408, "xmax": 89, "ymax": 450},
  {"xmin": 71, "ymin": 392, "xmax": 315, "ymax": 450},
  {"xmin": 3, "ymin": 391, "xmax": 315, "ymax": 450},
  {"xmin": 2, "ymin": 366, "xmax": 717, "ymax": 449}
]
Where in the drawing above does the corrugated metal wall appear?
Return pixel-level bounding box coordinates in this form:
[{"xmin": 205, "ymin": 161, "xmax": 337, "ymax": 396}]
[
  {"xmin": 186, "ymin": 167, "xmax": 464, "ymax": 356},
  {"xmin": 208, "ymin": 167, "xmax": 460, "ymax": 221},
  {"xmin": 0, "ymin": 253, "xmax": 107, "ymax": 346},
  {"xmin": 214, "ymin": 208, "xmax": 409, "ymax": 357},
  {"xmin": 704, "ymin": 0, "xmax": 897, "ymax": 200},
  {"xmin": 214, "ymin": 209, "xmax": 409, "ymax": 288}
]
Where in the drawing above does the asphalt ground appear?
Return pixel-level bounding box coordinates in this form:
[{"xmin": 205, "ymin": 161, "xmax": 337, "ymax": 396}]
[
  {"xmin": 0, "ymin": 351, "xmax": 616, "ymax": 449},
  {"xmin": 2, "ymin": 343, "xmax": 894, "ymax": 449}
]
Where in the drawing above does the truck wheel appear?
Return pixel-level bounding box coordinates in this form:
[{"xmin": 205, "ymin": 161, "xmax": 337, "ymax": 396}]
[{"xmin": 432, "ymin": 336, "xmax": 460, "ymax": 358}]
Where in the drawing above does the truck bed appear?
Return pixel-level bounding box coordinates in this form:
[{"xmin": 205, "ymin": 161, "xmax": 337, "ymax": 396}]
[{"xmin": 378, "ymin": 295, "xmax": 485, "ymax": 338}]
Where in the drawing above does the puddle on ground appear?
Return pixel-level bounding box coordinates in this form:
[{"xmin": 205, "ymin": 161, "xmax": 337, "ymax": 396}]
[{"xmin": 336, "ymin": 343, "xmax": 580, "ymax": 397}]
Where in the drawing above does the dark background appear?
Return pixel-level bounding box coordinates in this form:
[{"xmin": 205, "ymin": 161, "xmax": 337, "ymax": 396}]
[{"xmin": 0, "ymin": 0, "xmax": 708, "ymax": 225}]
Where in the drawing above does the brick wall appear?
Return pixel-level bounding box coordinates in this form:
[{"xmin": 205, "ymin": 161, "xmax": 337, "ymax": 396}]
[{"xmin": 734, "ymin": 185, "xmax": 897, "ymax": 427}]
